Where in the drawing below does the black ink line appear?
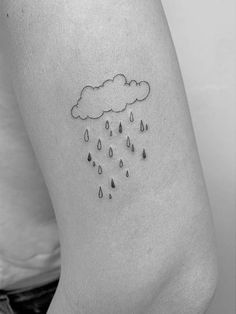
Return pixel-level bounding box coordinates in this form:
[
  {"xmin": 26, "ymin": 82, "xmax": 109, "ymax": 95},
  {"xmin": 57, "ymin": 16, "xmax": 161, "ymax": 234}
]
[
  {"xmin": 87, "ymin": 152, "xmax": 92, "ymax": 162},
  {"xmin": 142, "ymin": 149, "xmax": 147, "ymax": 159},
  {"xmin": 119, "ymin": 122, "xmax": 123, "ymax": 134},
  {"xmin": 126, "ymin": 170, "xmax": 130, "ymax": 178},
  {"xmin": 131, "ymin": 144, "xmax": 135, "ymax": 152},
  {"xmin": 109, "ymin": 193, "xmax": 112, "ymax": 199},
  {"xmin": 84, "ymin": 129, "xmax": 89, "ymax": 142},
  {"xmin": 145, "ymin": 124, "xmax": 148, "ymax": 131},
  {"xmin": 71, "ymin": 74, "xmax": 151, "ymax": 120},
  {"xmin": 105, "ymin": 120, "xmax": 110, "ymax": 129},
  {"xmin": 93, "ymin": 161, "xmax": 96, "ymax": 167},
  {"xmin": 130, "ymin": 112, "xmax": 134, "ymax": 122},
  {"xmin": 97, "ymin": 139, "xmax": 102, "ymax": 151},
  {"xmin": 98, "ymin": 165, "xmax": 103, "ymax": 175},
  {"xmin": 111, "ymin": 178, "xmax": 115, "ymax": 189},
  {"xmin": 119, "ymin": 159, "xmax": 124, "ymax": 168},
  {"xmin": 126, "ymin": 136, "xmax": 131, "ymax": 148},
  {"xmin": 140, "ymin": 120, "xmax": 145, "ymax": 132},
  {"xmin": 110, "ymin": 130, "xmax": 113, "ymax": 137},
  {"xmin": 98, "ymin": 186, "xmax": 103, "ymax": 199},
  {"xmin": 109, "ymin": 147, "xmax": 113, "ymax": 158}
]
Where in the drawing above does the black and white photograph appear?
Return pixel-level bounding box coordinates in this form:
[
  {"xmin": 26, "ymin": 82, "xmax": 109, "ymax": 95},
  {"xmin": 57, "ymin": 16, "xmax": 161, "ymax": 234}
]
[{"xmin": 0, "ymin": 1, "xmax": 234, "ymax": 313}]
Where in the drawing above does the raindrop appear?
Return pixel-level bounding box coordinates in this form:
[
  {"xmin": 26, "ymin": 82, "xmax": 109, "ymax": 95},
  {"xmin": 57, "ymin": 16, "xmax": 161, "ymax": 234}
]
[
  {"xmin": 131, "ymin": 144, "xmax": 135, "ymax": 152},
  {"xmin": 126, "ymin": 170, "xmax": 130, "ymax": 178},
  {"xmin": 119, "ymin": 122, "xmax": 123, "ymax": 133},
  {"xmin": 84, "ymin": 129, "xmax": 89, "ymax": 142},
  {"xmin": 142, "ymin": 149, "xmax": 147, "ymax": 159},
  {"xmin": 110, "ymin": 130, "xmax": 113, "ymax": 136},
  {"xmin": 98, "ymin": 186, "xmax": 103, "ymax": 199},
  {"xmin": 145, "ymin": 124, "xmax": 148, "ymax": 131},
  {"xmin": 87, "ymin": 152, "xmax": 92, "ymax": 162},
  {"xmin": 105, "ymin": 120, "xmax": 110, "ymax": 129},
  {"xmin": 126, "ymin": 136, "xmax": 131, "ymax": 148},
  {"xmin": 130, "ymin": 112, "xmax": 134, "ymax": 122},
  {"xmin": 111, "ymin": 178, "xmax": 115, "ymax": 189},
  {"xmin": 98, "ymin": 165, "xmax": 102, "ymax": 175},
  {"xmin": 119, "ymin": 159, "xmax": 124, "ymax": 168},
  {"xmin": 140, "ymin": 120, "xmax": 145, "ymax": 132},
  {"xmin": 97, "ymin": 139, "xmax": 102, "ymax": 150},
  {"xmin": 109, "ymin": 194, "xmax": 112, "ymax": 199},
  {"xmin": 92, "ymin": 161, "xmax": 96, "ymax": 167},
  {"xmin": 109, "ymin": 147, "xmax": 113, "ymax": 158}
]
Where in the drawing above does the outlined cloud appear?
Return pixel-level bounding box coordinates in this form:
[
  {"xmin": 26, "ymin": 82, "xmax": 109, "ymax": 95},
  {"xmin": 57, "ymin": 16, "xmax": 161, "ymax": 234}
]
[{"xmin": 71, "ymin": 74, "xmax": 150, "ymax": 120}]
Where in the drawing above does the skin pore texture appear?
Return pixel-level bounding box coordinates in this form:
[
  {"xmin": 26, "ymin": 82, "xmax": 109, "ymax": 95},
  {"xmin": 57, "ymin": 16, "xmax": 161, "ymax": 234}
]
[{"xmin": 1, "ymin": 0, "xmax": 218, "ymax": 313}]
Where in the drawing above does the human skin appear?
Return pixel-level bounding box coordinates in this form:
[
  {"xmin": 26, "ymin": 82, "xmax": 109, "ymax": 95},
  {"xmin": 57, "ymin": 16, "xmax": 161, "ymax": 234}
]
[
  {"xmin": 1, "ymin": 1, "xmax": 218, "ymax": 313},
  {"xmin": 0, "ymin": 27, "xmax": 60, "ymax": 289}
]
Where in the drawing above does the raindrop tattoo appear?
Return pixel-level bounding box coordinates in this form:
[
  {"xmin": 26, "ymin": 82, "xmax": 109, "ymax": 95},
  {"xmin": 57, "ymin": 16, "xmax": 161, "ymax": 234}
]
[{"xmin": 70, "ymin": 74, "xmax": 151, "ymax": 199}]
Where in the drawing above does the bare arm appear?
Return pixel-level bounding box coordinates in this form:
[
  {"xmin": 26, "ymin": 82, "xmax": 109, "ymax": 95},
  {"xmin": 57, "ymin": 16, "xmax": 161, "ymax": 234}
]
[{"xmin": 1, "ymin": 1, "xmax": 217, "ymax": 313}]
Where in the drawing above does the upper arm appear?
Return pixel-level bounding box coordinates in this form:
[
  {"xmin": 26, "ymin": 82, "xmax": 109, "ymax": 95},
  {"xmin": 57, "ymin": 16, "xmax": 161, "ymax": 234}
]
[
  {"xmin": 1, "ymin": 0, "xmax": 197, "ymax": 211},
  {"xmin": 1, "ymin": 1, "xmax": 217, "ymax": 313}
]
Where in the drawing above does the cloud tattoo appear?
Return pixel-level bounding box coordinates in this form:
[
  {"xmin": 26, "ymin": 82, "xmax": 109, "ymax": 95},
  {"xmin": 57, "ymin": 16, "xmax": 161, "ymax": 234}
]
[{"xmin": 71, "ymin": 74, "xmax": 150, "ymax": 120}]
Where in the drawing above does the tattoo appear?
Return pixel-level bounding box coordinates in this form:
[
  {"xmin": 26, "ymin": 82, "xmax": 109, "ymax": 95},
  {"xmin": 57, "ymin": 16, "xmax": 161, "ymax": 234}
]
[
  {"xmin": 98, "ymin": 165, "xmax": 103, "ymax": 175},
  {"xmin": 87, "ymin": 152, "xmax": 92, "ymax": 162},
  {"xmin": 119, "ymin": 159, "xmax": 124, "ymax": 168},
  {"xmin": 111, "ymin": 178, "xmax": 116, "ymax": 189},
  {"xmin": 70, "ymin": 74, "xmax": 151, "ymax": 200},
  {"xmin": 142, "ymin": 149, "xmax": 147, "ymax": 159},
  {"xmin": 98, "ymin": 186, "xmax": 103, "ymax": 199},
  {"xmin": 97, "ymin": 139, "xmax": 102, "ymax": 151},
  {"xmin": 140, "ymin": 120, "xmax": 145, "ymax": 132},
  {"xmin": 108, "ymin": 147, "xmax": 113, "ymax": 158},
  {"xmin": 126, "ymin": 136, "xmax": 131, "ymax": 148},
  {"xmin": 84, "ymin": 129, "xmax": 89, "ymax": 142},
  {"xmin": 119, "ymin": 122, "xmax": 123, "ymax": 134},
  {"xmin": 71, "ymin": 74, "xmax": 150, "ymax": 120},
  {"xmin": 130, "ymin": 112, "xmax": 134, "ymax": 122}
]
